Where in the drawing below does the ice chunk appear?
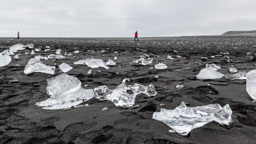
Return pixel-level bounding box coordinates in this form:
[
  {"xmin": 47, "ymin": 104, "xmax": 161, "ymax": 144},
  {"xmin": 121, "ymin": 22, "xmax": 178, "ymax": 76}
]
[
  {"xmin": 36, "ymin": 73, "xmax": 94, "ymax": 110},
  {"xmin": 9, "ymin": 44, "xmax": 25, "ymax": 54},
  {"xmin": 26, "ymin": 44, "xmax": 34, "ymax": 49},
  {"xmin": 35, "ymin": 48, "xmax": 41, "ymax": 52},
  {"xmin": 167, "ymin": 55, "xmax": 174, "ymax": 60},
  {"xmin": 24, "ymin": 57, "xmax": 55, "ymax": 75},
  {"xmin": 246, "ymin": 70, "xmax": 256, "ymax": 101},
  {"xmin": 106, "ymin": 59, "xmax": 116, "ymax": 66},
  {"xmin": 94, "ymin": 79, "xmax": 157, "ymax": 107},
  {"xmin": 56, "ymin": 49, "xmax": 62, "ymax": 55},
  {"xmin": 0, "ymin": 54, "xmax": 12, "ymax": 67},
  {"xmin": 48, "ymin": 54, "xmax": 65, "ymax": 59},
  {"xmin": 196, "ymin": 68, "xmax": 224, "ymax": 79},
  {"xmin": 14, "ymin": 54, "xmax": 19, "ymax": 60},
  {"xmin": 205, "ymin": 64, "xmax": 221, "ymax": 70},
  {"xmin": 229, "ymin": 67, "xmax": 238, "ymax": 73},
  {"xmin": 152, "ymin": 101, "xmax": 232, "ymax": 136},
  {"xmin": 74, "ymin": 50, "xmax": 79, "ymax": 54},
  {"xmin": 30, "ymin": 50, "xmax": 35, "ymax": 55},
  {"xmin": 155, "ymin": 63, "xmax": 167, "ymax": 70},
  {"xmin": 87, "ymin": 69, "xmax": 92, "ymax": 75},
  {"xmin": 132, "ymin": 58, "xmax": 153, "ymax": 65},
  {"xmin": 35, "ymin": 55, "xmax": 48, "ymax": 60},
  {"xmin": 59, "ymin": 63, "xmax": 73, "ymax": 73},
  {"xmin": 225, "ymin": 71, "xmax": 246, "ymax": 80},
  {"xmin": 74, "ymin": 58, "xmax": 109, "ymax": 69}
]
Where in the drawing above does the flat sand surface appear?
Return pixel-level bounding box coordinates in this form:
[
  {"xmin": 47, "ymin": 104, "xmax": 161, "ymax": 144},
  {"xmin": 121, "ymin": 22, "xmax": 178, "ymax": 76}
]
[{"xmin": 1, "ymin": 36, "xmax": 256, "ymax": 144}]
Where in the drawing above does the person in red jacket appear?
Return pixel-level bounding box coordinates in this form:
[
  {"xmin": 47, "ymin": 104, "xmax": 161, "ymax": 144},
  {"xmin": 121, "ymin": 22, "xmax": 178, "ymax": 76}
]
[{"xmin": 134, "ymin": 31, "xmax": 139, "ymax": 41}]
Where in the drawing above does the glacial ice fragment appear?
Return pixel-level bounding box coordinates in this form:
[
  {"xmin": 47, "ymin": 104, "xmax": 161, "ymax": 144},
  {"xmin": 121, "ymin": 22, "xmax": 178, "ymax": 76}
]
[
  {"xmin": 106, "ymin": 59, "xmax": 116, "ymax": 66},
  {"xmin": 9, "ymin": 44, "xmax": 25, "ymax": 54},
  {"xmin": 167, "ymin": 55, "xmax": 174, "ymax": 60},
  {"xmin": 196, "ymin": 68, "xmax": 224, "ymax": 79},
  {"xmin": 132, "ymin": 58, "xmax": 153, "ymax": 65},
  {"xmin": 36, "ymin": 73, "xmax": 94, "ymax": 110},
  {"xmin": 48, "ymin": 54, "xmax": 65, "ymax": 59},
  {"xmin": 246, "ymin": 70, "xmax": 256, "ymax": 101},
  {"xmin": 56, "ymin": 49, "xmax": 62, "ymax": 55},
  {"xmin": 205, "ymin": 64, "xmax": 221, "ymax": 70},
  {"xmin": 155, "ymin": 63, "xmax": 167, "ymax": 70},
  {"xmin": 225, "ymin": 71, "xmax": 246, "ymax": 80},
  {"xmin": 59, "ymin": 63, "xmax": 73, "ymax": 73},
  {"xmin": 229, "ymin": 66, "xmax": 238, "ymax": 73},
  {"xmin": 152, "ymin": 101, "xmax": 232, "ymax": 136},
  {"xmin": 74, "ymin": 58, "xmax": 109, "ymax": 69},
  {"xmin": 0, "ymin": 54, "xmax": 12, "ymax": 67},
  {"xmin": 94, "ymin": 79, "xmax": 157, "ymax": 107},
  {"xmin": 24, "ymin": 57, "xmax": 55, "ymax": 75}
]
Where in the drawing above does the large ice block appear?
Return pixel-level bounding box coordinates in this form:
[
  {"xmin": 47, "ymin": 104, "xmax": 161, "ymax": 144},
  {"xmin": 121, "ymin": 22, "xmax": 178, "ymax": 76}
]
[
  {"xmin": 0, "ymin": 54, "xmax": 12, "ymax": 67},
  {"xmin": 94, "ymin": 79, "xmax": 157, "ymax": 107},
  {"xmin": 246, "ymin": 70, "xmax": 256, "ymax": 101},
  {"xmin": 24, "ymin": 57, "xmax": 55, "ymax": 75},
  {"xmin": 74, "ymin": 58, "xmax": 109, "ymax": 69},
  {"xmin": 9, "ymin": 44, "xmax": 25, "ymax": 54},
  {"xmin": 36, "ymin": 73, "xmax": 94, "ymax": 110},
  {"xmin": 153, "ymin": 101, "xmax": 232, "ymax": 136},
  {"xmin": 196, "ymin": 68, "xmax": 224, "ymax": 79}
]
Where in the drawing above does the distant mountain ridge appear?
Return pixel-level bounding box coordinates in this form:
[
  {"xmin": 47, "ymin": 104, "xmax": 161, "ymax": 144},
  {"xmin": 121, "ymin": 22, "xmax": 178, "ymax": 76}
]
[{"xmin": 222, "ymin": 30, "xmax": 256, "ymax": 36}]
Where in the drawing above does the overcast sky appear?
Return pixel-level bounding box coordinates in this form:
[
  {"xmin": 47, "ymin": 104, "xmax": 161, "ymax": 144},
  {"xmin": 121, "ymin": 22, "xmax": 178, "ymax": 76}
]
[{"xmin": 1, "ymin": 0, "xmax": 256, "ymax": 37}]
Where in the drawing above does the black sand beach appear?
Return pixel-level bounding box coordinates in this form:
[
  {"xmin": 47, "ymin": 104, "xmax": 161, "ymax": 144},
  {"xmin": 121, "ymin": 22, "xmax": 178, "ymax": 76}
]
[{"xmin": 1, "ymin": 36, "xmax": 256, "ymax": 144}]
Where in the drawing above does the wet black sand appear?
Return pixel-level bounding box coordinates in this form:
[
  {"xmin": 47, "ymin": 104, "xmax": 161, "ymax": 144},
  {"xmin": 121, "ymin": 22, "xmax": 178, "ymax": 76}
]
[{"xmin": 1, "ymin": 36, "xmax": 256, "ymax": 144}]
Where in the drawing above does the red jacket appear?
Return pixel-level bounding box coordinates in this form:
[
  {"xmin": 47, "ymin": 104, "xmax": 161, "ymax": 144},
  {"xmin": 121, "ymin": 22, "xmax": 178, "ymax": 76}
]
[{"xmin": 135, "ymin": 32, "xmax": 138, "ymax": 37}]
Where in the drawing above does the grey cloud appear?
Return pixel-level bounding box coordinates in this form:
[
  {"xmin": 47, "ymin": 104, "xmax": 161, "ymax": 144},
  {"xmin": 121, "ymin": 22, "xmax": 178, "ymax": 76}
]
[{"xmin": 1, "ymin": 0, "xmax": 256, "ymax": 37}]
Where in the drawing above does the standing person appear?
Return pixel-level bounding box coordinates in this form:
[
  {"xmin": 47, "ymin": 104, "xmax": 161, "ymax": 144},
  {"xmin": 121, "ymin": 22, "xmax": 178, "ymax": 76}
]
[
  {"xmin": 17, "ymin": 31, "xmax": 20, "ymax": 39},
  {"xmin": 134, "ymin": 31, "xmax": 139, "ymax": 41}
]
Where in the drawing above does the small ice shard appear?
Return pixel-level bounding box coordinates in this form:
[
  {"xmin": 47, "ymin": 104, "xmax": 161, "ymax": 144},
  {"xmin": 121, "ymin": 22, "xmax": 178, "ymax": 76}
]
[
  {"xmin": 30, "ymin": 50, "xmax": 35, "ymax": 55},
  {"xmin": 59, "ymin": 63, "xmax": 73, "ymax": 73},
  {"xmin": 24, "ymin": 57, "xmax": 55, "ymax": 75},
  {"xmin": 74, "ymin": 58, "xmax": 109, "ymax": 69},
  {"xmin": 155, "ymin": 63, "xmax": 167, "ymax": 70},
  {"xmin": 102, "ymin": 107, "xmax": 109, "ymax": 111},
  {"xmin": 132, "ymin": 58, "xmax": 153, "ymax": 65},
  {"xmin": 106, "ymin": 59, "xmax": 116, "ymax": 66},
  {"xmin": 26, "ymin": 44, "xmax": 34, "ymax": 49},
  {"xmin": 225, "ymin": 71, "xmax": 246, "ymax": 80},
  {"xmin": 14, "ymin": 54, "xmax": 19, "ymax": 60},
  {"xmin": 0, "ymin": 54, "xmax": 12, "ymax": 67},
  {"xmin": 229, "ymin": 66, "xmax": 238, "ymax": 73},
  {"xmin": 87, "ymin": 69, "xmax": 92, "ymax": 75},
  {"xmin": 74, "ymin": 50, "xmax": 80, "ymax": 54},
  {"xmin": 45, "ymin": 49, "xmax": 50, "ymax": 52},
  {"xmin": 196, "ymin": 68, "xmax": 224, "ymax": 79},
  {"xmin": 9, "ymin": 44, "xmax": 25, "ymax": 54},
  {"xmin": 167, "ymin": 55, "xmax": 174, "ymax": 60},
  {"xmin": 205, "ymin": 64, "xmax": 221, "ymax": 70},
  {"xmin": 56, "ymin": 49, "xmax": 62, "ymax": 55},
  {"xmin": 94, "ymin": 79, "xmax": 157, "ymax": 107},
  {"xmin": 36, "ymin": 73, "xmax": 94, "ymax": 110},
  {"xmin": 176, "ymin": 84, "xmax": 184, "ymax": 90},
  {"xmin": 114, "ymin": 56, "xmax": 117, "ymax": 60},
  {"xmin": 152, "ymin": 101, "xmax": 232, "ymax": 136},
  {"xmin": 46, "ymin": 46, "xmax": 50, "ymax": 49},
  {"xmin": 48, "ymin": 54, "xmax": 65, "ymax": 59},
  {"xmin": 35, "ymin": 48, "xmax": 41, "ymax": 52},
  {"xmin": 35, "ymin": 55, "xmax": 48, "ymax": 60},
  {"xmin": 246, "ymin": 70, "xmax": 256, "ymax": 101}
]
